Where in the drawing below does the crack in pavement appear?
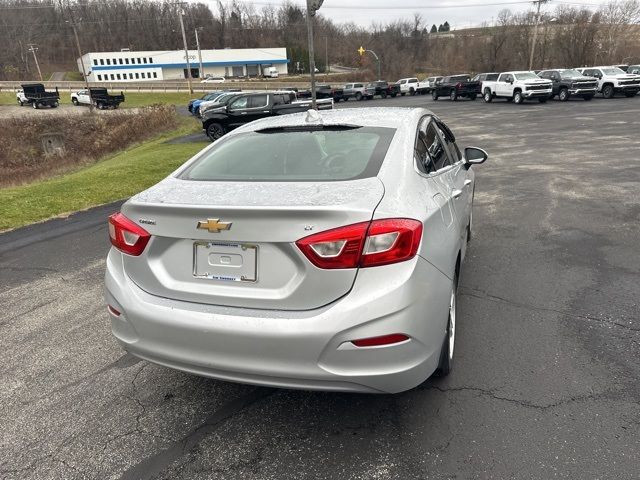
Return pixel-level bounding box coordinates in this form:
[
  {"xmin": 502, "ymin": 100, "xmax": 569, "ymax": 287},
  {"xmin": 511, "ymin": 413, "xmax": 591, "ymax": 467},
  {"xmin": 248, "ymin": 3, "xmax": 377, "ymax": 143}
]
[
  {"xmin": 118, "ymin": 387, "xmax": 273, "ymax": 480},
  {"xmin": 425, "ymin": 384, "xmax": 617, "ymax": 410},
  {"xmin": 0, "ymin": 299, "xmax": 57, "ymax": 327},
  {"xmin": 460, "ymin": 286, "xmax": 640, "ymax": 333}
]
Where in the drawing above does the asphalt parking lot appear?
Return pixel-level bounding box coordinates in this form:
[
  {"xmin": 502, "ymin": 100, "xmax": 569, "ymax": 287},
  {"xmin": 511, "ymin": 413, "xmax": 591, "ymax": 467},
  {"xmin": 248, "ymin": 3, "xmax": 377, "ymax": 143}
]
[{"xmin": 1, "ymin": 94, "xmax": 639, "ymax": 479}]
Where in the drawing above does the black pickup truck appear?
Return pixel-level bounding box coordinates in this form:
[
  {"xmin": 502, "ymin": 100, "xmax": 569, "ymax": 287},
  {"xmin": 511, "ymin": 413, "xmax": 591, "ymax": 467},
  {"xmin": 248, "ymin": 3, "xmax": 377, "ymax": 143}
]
[
  {"xmin": 364, "ymin": 81, "xmax": 400, "ymax": 99},
  {"xmin": 537, "ymin": 69, "xmax": 598, "ymax": 101},
  {"xmin": 201, "ymin": 92, "xmax": 324, "ymax": 141},
  {"xmin": 297, "ymin": 84, "xmax": 344, "ymax": 102},
  {"xmin": 71, "ymin": 87, "xmax": 125, "ymax": 109},
  {"xmin": 17, "ymin": 83, "xmax": 59, "ymax": 109},
  {"xmin": 431, "ymin": 74, "xmax": 481, "ymax": 101}
]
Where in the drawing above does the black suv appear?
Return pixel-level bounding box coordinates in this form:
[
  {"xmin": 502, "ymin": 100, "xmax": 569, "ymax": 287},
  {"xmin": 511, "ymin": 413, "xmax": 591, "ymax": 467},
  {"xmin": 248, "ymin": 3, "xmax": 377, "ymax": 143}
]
[
  {"xmin": 431, "ymin": 74, "xmax": 481, "ymax": 101},
  {"xmin": 538, "ymin": 69, "xmax": 598, "ymax": 101}
]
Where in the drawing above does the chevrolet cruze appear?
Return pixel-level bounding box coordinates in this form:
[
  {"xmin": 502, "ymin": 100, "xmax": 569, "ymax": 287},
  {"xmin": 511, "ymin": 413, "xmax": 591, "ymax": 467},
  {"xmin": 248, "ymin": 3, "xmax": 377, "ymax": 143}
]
[{"xmin": 105, "ymin": 107, "xmax": 487, "ymax": 393}]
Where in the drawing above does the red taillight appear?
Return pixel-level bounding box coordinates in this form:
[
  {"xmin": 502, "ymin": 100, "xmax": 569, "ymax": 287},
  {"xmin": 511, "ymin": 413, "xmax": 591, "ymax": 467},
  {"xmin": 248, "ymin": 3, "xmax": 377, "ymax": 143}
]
[
  {"xmin": 107, "ymin": 305, "xmax": 121, "ymax": 316},
  {"xmin": 296, "ymin": 218, "xmax": 422, "ymax": 269},
  {"xmin": 456, "ymin": 82, "xmax": 462, "ymax": 89},
  {"xmin": 351, "ymin": 333, "xmax": 410, "ymax": 347},
  {"xmin": 108, "ymin": 212, "xmax": 150, "ymax": 256}
]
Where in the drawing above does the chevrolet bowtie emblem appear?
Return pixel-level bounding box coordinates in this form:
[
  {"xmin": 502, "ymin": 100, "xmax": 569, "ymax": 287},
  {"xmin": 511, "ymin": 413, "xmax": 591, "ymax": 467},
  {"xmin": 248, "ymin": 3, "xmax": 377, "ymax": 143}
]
[{"xmin": 197, "ymin": 218, "xmax": 232, "ymax": 233}]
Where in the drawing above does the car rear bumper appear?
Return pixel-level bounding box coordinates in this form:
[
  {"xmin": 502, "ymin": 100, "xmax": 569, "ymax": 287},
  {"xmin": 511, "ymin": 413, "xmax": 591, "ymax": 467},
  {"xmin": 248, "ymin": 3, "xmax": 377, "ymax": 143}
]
[{"xmin": 105, "ymin": 250, "xmax": 452, "ymax": 394}]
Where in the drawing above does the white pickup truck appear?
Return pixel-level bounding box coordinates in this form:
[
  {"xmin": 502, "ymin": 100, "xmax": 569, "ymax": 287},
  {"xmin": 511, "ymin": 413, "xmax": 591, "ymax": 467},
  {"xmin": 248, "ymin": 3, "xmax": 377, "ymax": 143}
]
[
  {"xmin": 482, "ymin": 71, "xmax": 552, "ymax": 104},
  {"xmin": 395, "ymin": 77, "xmax": 421, "ymax": 96},
  {"xmin": 576, "ymin": 66, "xmax": 640, "ymax": 98}
]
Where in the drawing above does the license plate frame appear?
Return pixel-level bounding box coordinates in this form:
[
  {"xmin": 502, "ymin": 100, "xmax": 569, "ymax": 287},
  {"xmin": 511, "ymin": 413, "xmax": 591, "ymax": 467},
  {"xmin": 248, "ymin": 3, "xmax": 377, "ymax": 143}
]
[{"xmin": 193, "ymin": 241, "xmax": 258, "ymax": 282}]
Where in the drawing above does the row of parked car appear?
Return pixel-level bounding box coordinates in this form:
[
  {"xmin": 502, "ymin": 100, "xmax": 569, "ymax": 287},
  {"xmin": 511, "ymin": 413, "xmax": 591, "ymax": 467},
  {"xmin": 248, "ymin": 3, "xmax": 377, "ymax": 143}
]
[{"xmin": 16, "ymin": 83, "xmax": 125, "ymax": 109}]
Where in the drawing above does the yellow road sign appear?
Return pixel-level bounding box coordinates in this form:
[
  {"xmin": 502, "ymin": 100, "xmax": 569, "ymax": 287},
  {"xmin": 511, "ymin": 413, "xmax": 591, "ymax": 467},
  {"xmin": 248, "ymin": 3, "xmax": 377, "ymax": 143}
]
[{"xmin": 358, "ymin": 46, "xmax": 365, "ymax": 56}]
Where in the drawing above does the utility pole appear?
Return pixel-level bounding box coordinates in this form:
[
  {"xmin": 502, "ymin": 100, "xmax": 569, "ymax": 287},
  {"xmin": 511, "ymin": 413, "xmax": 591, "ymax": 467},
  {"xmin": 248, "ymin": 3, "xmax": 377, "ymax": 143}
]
[
  {"xmin": 325, "ymin": 36, "xmax": 329, "ymax": 76},
  {"xmin": 179, "ymin": 9, "xmax": 193, "ymax": 93},
  {"xmin": 306, "ymin": 0, "xmax": 324, "ymax": 110},
  {"xmin": 358, "ymin": 47, "xmax": 381, "ymax": 80},
  {"xmin": 195, "ymin": 27, "xmax": 204, "ymax": 80},
  {"xmin": 27, "ymin": 44, "xmax": 43, "ymax": 81},
  {"xmin": 528, "ymin": 0, "xmax": 550, "ymax": 70},
  {"xmin": 66, "ymin": 18, "xmax": 93, "ymax": 113}
]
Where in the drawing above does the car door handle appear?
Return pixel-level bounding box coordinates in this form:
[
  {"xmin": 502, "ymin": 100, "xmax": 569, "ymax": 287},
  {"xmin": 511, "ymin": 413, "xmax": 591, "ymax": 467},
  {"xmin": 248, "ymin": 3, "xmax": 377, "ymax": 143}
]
[
  {"xmin": 452, "ymin": 189, "xmax": 463, "ymax": 199},
  {"xmin": 240, "ymin": 112, "xmax": 248, "ymax": 115},
  {"xmin": 464, "ymin": 179, "xmax": 472, "ymax": 187}
]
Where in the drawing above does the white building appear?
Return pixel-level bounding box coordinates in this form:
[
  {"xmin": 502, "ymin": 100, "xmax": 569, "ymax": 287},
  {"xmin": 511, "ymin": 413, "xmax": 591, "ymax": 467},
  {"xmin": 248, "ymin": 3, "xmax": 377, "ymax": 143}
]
[{"xmin": 77, "ymin": 47, "xmax": 289, "ymax": 82}]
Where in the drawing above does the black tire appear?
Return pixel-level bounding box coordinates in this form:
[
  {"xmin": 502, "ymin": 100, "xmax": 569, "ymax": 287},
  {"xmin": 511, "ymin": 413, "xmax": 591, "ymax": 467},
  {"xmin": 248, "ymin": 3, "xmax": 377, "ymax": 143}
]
[
  {"xmin": 558, "ymin": 88, "xmax": 569, "ymax": 102},
  {"xmin": 450, "ymin": 89, "xmax": 458, "ymax": 101},
  {"xmin": 32, "ymin": 102, "xmax": 38, "ymax": 109},
  {"xmin": 602, "ymin": 84, "xmax": 614, "ymax": 99},
  {"xmin": 513, "ymin": 90, "xmax": 524, "ymax": 104},
  {"xmin": 483, "ymin": 89, "xmax": 492, "ymax": 103},
  {"xmin": 409, "ymin": 87, "xmax": 415, "ymax": 96},
  {"xmin": 381, "ymin": 91, "xmax": 387, "ymax": 99},
  {"xmin": 432, "ymin": 90, "xmax": 438, "ymax": 101},
  {"xmin": 435, "ymin": 272, "xmax": 457, "ymax": 377},
  {"xmin": 469, "ymin": 94, "xmax": 477, "ymax": 101},
  {"xmin": 355, "ymin": 92, "xmax": 362, "ymax": 101},
  {"xmin": 206, "ymin": 122, "xmax": 225, "ymax": 141},
  {"xmin": 18, "ymin": 99, "xmax": 23, "ymax": 106},
  {"xmin": 538, "ymin": 97, "xmax": 547, "ymax": 103},
  {"xmin": 583, "ymin": 95, "xmax": 594, "ymax": 101},
  {"xmin": 51, "ymin": 102, "xmax": 58, "ymax": 108},
  {"xmin": 97, "ymin": 102, "xmax": 105, "ymax": 110},
  {"xmin": 72, "ymin": 98, "xmax": 79, "ymax": 106}
]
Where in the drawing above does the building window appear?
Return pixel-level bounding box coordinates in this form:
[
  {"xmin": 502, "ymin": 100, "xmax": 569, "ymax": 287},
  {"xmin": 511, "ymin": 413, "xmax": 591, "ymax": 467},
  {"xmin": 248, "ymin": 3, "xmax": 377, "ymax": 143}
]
[
  {"xmin": 118, "ymin": 58, "xmax": 123, "ymax": 64},
  {"xmin": 125, "ymin": 58, "xmax": 129, "ymax": 64},
  {"xmin": 106, "ymin": 59, "xmax": 111, "ymax": 65},
  {"xmin": 117, "ymin": 73, "xmax": 121, "ymax": 80},
  {"xmin": 153, "ymin": 72, "xmax": 157, "ymax": 78},
  {"xmin": 130, "ymin": 58, "xmax": 134, "ymax": 64},
  {"xmin": 113, "ymin": 58, "xmax": 117, "ymax": 65},
  {"xmin": 110, "ymin": 74, "xmax": 115, "ymax": 80},
  {"xmin": 93, "ymin": 59, "xmax": 98, "ymax": 66},
  {"xmin": 100, "ymin": 59, "xmax": 104, "ymax": 65},
  {"xmin": 135, "ymin": 73, "xmax": 139, "ymax": 79},
  {"xmin": 97, "ymin": 74, "xmax": 102, "ymax": 81},
  {"xmin": 142, "ymin": 57, "xmax": 146, "ymax": 63},
  {"xmin": 141, "ymin": 72, "xmax": 146, "ymax": 79},
  {"xmin": 149, "ymin": 57, "xmax": 153, "ymax": 64},
  {"xmin": 137, "ymin": 58, "xmax": 141, "ymax": 64}
]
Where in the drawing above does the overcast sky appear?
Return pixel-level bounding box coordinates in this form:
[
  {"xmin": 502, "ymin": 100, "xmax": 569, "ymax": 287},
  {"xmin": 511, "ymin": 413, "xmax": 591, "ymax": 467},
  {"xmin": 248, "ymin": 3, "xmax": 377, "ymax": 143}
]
[{"xmin": 201, "ymin": 0, "xmax": 609, "ymax": 30}]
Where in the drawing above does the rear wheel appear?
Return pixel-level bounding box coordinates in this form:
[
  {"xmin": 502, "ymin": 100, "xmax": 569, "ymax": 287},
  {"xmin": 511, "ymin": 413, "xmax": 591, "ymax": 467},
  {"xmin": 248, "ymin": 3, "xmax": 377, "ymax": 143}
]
[
  {"xmin": 381, "ymin": 91, "xmax": 387, "ymax": 99},
  {"xmin": 513, "ymin": 90, "xmax": 524, "ymax": 104},
  {"xmin": 72, "ymin": 98, "xmax": 79, "ymax": 106},
  {"xmin": 450, "ymin": 89, "xmax": 458, "ymax": 101},
  {"xmin": 558, "ymin": 88, "xmax": 569, "ymax": 101},
  {"xmin": 602, "ymin": 84, "xmax": 614, "ymax": 99},
  {"xmin": 32, "ymin": 102, "xmax": 38, "ymax": 109},
  {"xmin": 435, "ymin": 272, "xmax": 457, "ymax": 377},
  {"xmin": 355, "ymin": 92, "xmax": 362, "ymax": 101},
  {"xmin": 97, "ymin": 102, "xmax": 105, "ymax": 110},
  {"xmin": 432, "ymin": 90, "xmax": 439, "ymax": 101},
  {"xmin": 17, "ymin": 99, "xmax": 23, "ymax": 106},
  {"xmin": 409, "ymin": 87, "xmax": 415, "ymax": 96},
  {"xmin": 483, "ymin": 89, "xmax": 492, "ymax": 103},
  {"xmin": 206, "ymin": 122, "xmax": 225, "ymax": 141}
]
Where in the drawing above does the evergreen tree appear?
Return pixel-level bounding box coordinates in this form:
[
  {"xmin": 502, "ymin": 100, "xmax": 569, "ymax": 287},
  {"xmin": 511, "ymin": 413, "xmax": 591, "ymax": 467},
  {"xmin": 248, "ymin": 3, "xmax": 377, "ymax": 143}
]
[
  {"xmin": 430, "ymin": 24, "xmax": 438, "ymax": 33},
  {"xmin": 443, "ymin": 21, "xmax": 451, "ymax": 32},
  {"xmin": 438, "ymin": 24, "xmax": 444, "ymax": 32}
]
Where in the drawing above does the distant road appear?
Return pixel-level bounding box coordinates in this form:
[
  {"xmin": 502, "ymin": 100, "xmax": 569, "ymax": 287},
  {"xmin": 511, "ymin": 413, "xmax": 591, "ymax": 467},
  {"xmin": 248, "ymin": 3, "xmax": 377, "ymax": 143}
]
[{"xmin": 49, "ymin": 72, "xmax": 66, "ymax": 81}]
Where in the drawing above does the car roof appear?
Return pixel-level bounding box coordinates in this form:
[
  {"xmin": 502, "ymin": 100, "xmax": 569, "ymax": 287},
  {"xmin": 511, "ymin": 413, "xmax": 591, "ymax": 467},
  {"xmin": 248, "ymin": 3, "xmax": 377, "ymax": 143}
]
[{"xmin": 233, "ymin": 107, "xmax": 430, "ymax": 133}]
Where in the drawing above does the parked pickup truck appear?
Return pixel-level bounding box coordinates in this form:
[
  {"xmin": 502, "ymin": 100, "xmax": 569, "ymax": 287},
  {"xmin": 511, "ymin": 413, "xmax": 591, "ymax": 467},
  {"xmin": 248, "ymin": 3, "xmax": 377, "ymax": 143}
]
[
  {"xmin": 431, "ymin": 74, "xmax": 480, "ymax": 101},
  {"xmin": 71, "ymin": 88, "xmax": 125, "ymax": 109},
  {"xmin": 577, "ymin": 66, "xmax": 640, "ymax": 98},
  {"xmin": 482, "ymin": 71, "xmax": 552, "ymax": 104},
  {"xmin": 395, "ymin": 77, "xmax": 420, "ymax": 96},
  {"xmin": 420, "ymin": 76, "xmax": 442, "ymax": 94},
  {"xmin": 201, "ymin": 92, "xmax": 332, "ymax": 141},
  {"xmin": 342, "ymin": 83, "xmax": 367, "ymax": 101},
  {"xmin": 364, "ymin": 81, "xmax": 400, "ymax": 99},
  {"xmin": 16, "ymin": 83, "xmax": 59, "ymax": 109},
  {"xmin": 537, "ymin": 69, "xmax": 598, "ymax": 101},
  {"xmin": 298, "ymin": 84, "xmax": 344, "ymax": 102}
]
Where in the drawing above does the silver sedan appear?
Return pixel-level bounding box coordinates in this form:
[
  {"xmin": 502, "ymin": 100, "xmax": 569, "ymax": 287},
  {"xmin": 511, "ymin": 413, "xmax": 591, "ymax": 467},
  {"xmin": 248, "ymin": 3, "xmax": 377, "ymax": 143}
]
[{"xmin": 105, "ymin": 107, "xmax": 487, "ymax": 393}]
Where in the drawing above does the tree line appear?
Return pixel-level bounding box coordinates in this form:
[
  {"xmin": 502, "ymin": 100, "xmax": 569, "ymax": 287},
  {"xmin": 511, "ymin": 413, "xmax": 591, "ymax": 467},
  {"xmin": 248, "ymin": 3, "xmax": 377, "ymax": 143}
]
[{"xmin": 0, "ymin": 0, "xmax": 639, "ymax": 81}]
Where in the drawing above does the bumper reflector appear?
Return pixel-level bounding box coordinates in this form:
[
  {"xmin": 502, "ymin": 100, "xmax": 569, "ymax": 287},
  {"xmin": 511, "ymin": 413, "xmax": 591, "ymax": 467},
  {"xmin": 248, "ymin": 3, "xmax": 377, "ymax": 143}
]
[
  {"xmin": 107, "ymin": 305, "xmax": 121, "ymax": 316},
  {"xmin": 351, "ymin": 333, "xmax": 409, "ymax": 347}
]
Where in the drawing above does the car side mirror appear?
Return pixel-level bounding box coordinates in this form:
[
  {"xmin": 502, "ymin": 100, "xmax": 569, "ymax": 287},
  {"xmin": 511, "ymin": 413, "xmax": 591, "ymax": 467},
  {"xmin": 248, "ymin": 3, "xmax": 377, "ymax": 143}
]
[{"xmin": 464, "ymin": 147, "xmax": 488, "ymax": 169}]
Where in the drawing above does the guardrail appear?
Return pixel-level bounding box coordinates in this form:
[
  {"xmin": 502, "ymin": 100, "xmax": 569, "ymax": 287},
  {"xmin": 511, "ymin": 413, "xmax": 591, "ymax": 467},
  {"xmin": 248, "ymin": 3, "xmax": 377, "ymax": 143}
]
[{"xmin": 0, "ymin": 80, "xmax": 317, "ymax": 93}]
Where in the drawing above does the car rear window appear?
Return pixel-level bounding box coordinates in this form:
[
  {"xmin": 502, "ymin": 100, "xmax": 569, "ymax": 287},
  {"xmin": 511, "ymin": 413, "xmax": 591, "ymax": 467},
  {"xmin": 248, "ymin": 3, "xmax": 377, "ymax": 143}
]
[{"xmin": 179, "ymin": 127, "xmax": 396, "ymax": 182}]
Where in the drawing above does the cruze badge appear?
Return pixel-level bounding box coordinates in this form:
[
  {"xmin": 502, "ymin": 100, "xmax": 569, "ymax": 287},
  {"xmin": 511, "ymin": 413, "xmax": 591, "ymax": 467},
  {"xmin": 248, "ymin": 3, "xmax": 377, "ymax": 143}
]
[{"xmin": 197, "ymin": 218, "xmax": 232, "ymax": 233}]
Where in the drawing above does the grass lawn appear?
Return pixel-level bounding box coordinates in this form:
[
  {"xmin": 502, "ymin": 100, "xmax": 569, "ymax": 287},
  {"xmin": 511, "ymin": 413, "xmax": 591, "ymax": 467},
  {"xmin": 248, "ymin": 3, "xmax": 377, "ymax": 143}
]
[
  {"xmin": 0, "ymin": 126, "xmax": 207, "ymax": 231},
  {"xmin": 0, "ymin": 91, "xmax": 196, "ymax": 107}
]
